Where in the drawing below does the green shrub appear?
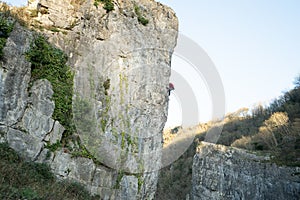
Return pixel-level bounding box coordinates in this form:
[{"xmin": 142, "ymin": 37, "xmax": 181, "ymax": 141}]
[
  {"xmin": 134, "ymin": 5, "xmax": 149, "ymax": 26},
  {"xmin": 45, "ymin": 140, "xmax": 62, "ymax": 152},
  {"xmin": 63, "ymin": 181, "xmax": 93, "ymax": 198},
  {"xmin": 26, "ymin": 35, "xmax": 75, "ymax": 137},
  {"xmin": 136, "ymin": 174, "xmax": 143, "ymax": 192},
  {"xmin": 21, "ymin": 188, "xmax": 39, "ymax": 199},
  {"xmin": 0, "ymin": 142, "xmax": 21, "ymax": 163},
  {"xmin": 94, "ymin": 0, "xmax": 114, "ymax": 12},
  {"xmin": 0, "ymin": 15, "xmax": 14, "ymax": 59},
  {"xmin": 0, "ymin": 16, "xmax": 14, "ymax": 37},
  {"xmin": 103, "ymin": 1, "xmax": 114, "ymax": 12},
  {"xmin": 71, "ymin": 147, "xmax": 94, "ymax": 160},
  {"xmin": 137, "ymin": 16, "xmax": 149, "ymax": 26},
  {"xmin": 231, "ymin": 136, "xmax": 254, "ymax": 150}
]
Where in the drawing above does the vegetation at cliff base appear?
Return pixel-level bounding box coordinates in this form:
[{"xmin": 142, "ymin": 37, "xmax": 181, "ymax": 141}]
[
  {"xmin": 0, "ymin": 143, "xmax": 98, "ymax": 200},
  {"xmin": 26, "ymin": 35, "xmax": 75, "ymax": 136}
]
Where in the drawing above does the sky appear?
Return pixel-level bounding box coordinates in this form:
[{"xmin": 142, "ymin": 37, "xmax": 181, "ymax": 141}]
[
  {"xmin": 4, "ymin": 0, "xmax": 300, "ymax": 127},
  {"xmin": 159, "ymin": 0, "xmax": 300, "ymax": 127},
  {"xmin": 3, "ymin": 0, "xmax": 25, "ymax": 6}
]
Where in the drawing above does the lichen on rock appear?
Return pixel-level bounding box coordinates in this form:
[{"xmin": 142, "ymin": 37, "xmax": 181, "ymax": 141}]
[
  {"xmin": 191, "ymin": 142, "xmax": 300, "ymax": 200},
  {"xmin": 0, "ymin": 0, "xmax": 178, "ymax": 199}
]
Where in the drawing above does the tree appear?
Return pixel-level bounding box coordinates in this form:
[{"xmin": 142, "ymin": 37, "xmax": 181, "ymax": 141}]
[
  {"xmin": 293, "ymin": 75, "xmax": 300, "ymax": 89},
  {"xmin": 251, "ymin": 103, "xmax": 266, "ymax": 118},
  {"xmin": 264, "ymin": 112, "xmax": 290, "ymax": 136},
  {"xmin": 258, "ymin": 126, "xmax": 277, "ymax": 149}
]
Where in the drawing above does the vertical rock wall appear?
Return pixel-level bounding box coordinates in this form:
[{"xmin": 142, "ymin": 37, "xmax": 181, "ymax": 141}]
[
  {"xmin": 0, "ymin": 0, "xmax": 178, "ymax": 199},
  {"xmin": 191, "ymin": 142, "xmax": 300, "ymax": 200}
]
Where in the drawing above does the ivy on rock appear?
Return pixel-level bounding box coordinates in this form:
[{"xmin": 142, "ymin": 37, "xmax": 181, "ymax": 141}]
[{"xmin": 26, "ymin": 35, "xmax": 75, "ymax": 136}]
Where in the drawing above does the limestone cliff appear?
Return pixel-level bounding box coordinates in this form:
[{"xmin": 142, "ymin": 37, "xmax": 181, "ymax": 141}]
[
  {"xmin": 191, "ymin": 142, "xmax": 300, "ymax": 200},
  {"xmin": 0, "ymin": 0, "xmax": 178, "ymax": 199}
]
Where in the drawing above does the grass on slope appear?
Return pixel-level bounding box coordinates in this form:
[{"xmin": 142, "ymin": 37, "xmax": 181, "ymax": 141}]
[{"xmin": 0, "ymin": 142, "xmax": 99, "ymax": 200}]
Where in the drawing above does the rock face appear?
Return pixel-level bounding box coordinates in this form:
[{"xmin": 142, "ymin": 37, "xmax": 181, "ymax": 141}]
[
  {"xmin": 35, "ymin": 0, "xmax": 178, "ymax": 198},
  {"xmin": 0, "ymin": 23, "xmax": 32, "ymax": 127},
  {"xmin": 22, "ymin": 79, "xmax": 55, "ymax": 141},
  {"xmin": 0, "ymin": 0, "xmax": 178, "ymax": 199},
  {"xmin": 191, "ymin": 142, "xmax": 300, "ymax": 200}
]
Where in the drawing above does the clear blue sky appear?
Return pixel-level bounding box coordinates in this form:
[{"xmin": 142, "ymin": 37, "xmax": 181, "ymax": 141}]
[
  {"xmin": 5, "ymin": 0, "xmax": 300, "ymax": 127},
  {"xmin": 159, "ymin": 0, "xmax": 300, "ymax": 127},
  {"xmin": 3, "ymin": 0, "xmax": 26, "ymax": 6}
]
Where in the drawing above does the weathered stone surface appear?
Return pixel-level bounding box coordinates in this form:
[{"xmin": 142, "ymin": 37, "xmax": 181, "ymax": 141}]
[
  {"xmin": 51, "ymin": 150, "xmax": 96, "ymax": 183},
  {"xmin": 91, "ymin": 166, "xmax": 114, "ymax": 189},
  {"xmin": 0, "ymin": 23, "xmax": 32, "ymax": 126},
  {"xmin": 0, "ymin": 125, "xmax": 8, "ymax": 133},
  {"xmin": 47, "ymin": 120, "xmax": 64, "ymax": 144},
  {"xmin": 3, "ymin": 1, "xmax": 300, "ymax": 200},
  {"xmin": 140, "ymin": 171, "xmax": 159, "ymax": 200},
  {"xmin": 29, "ymin": 0, "xmax": 82, "ymax": 29},
  {"xmin": 119, "ymin": 175, "xmax": 138, "ymax": 200},
  {"xmin": 34, "ymin": 0, "xmax": 177, "ymax": 198},
  {"xmin": 22, "ymin": 79, "xmax": 55, "ymax": 141},
  {"xmin": 30, "ymin": 79, "xmax": 54, "ymax": 116},
  {"xmin": 1, "ymin": 0, "xmax": 178, "ymax": 199},
  {"xmin": 92, "ymin": 187, "xmax": 116, "ymax": 200},
  {"xmin": 28, "ymin": 0, "xmax": 39, "ymax": 9},
  {"xmin": 191, "ymin": 142, "xmax": 300, "ymax": 200},
  {"xmin": 7, "ymin": 128, "xmax": 43, "ymax": 161},
  {"xmin": 89, "ymin": 166, "xmax": 119, "ymax": 199},
  {"xmin": 35, "ymin": 148, "xmax": 54, "ymax": 164}
]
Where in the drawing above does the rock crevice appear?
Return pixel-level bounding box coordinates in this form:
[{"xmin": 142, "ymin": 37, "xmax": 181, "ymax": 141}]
[
  {"xmin": 0, "ymin": 0, "xmax": 178, "ymax": 199},
  {"xmin": 191, "ymin": 142, "xmax": 300, "ymax": 200}
]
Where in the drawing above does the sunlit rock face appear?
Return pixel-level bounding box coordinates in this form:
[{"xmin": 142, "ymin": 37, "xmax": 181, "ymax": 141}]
[
  {"xmin": 0, "ymin": 0, "xmax": 178, "ymax": 199},
  {"xmin": 191, "ymin": 142, "xmax": 300, "ymax": 200}
]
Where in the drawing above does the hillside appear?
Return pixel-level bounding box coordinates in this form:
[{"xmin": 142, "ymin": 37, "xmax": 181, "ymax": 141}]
[{"xmin": 156, "ymin": 76, "xmax": 300, "ymax": 200}]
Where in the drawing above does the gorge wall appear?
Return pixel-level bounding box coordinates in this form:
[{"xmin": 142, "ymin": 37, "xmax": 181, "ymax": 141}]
[
  {"xmin": 0, "ymin": 0, "xmax": 178, "ymax": 199},
  {"xmin": 191, "ymin": 142, "xmax": 300, "ymax": 200}
]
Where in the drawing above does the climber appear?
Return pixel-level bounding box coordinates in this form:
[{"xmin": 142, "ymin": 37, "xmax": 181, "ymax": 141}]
[{"xmin": 168, "ymin": 83, "xmax": 175, "ymax": 96}]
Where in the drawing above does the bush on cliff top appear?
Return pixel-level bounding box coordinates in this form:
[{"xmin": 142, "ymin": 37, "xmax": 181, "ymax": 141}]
[
  {"xmin": 134, "ymin": 5, "xmax": 149, "ymax": 26},
  {"xmin": 0, "ymin": 15, "xmax": 14, "ymax": 59}
]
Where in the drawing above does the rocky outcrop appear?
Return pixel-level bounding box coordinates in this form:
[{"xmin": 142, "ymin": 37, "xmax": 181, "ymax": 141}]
[
  {"xmin": 0, "ymin": 23, "xmax": 32, "ymax": 127},
  {"xmin": 0, "ymin": 0, "xmax": 178, "ymax": 199},
  {"xmin": 22, "ymin": 79, "xmax": 55, "ymax": 141},
  {"xmin": 35, "ymin": 0, "xmax": 177, "ymax": 198},
  {"xmin": 191, "ymin": 142, "xmax": 300, "ymax": 200}
]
